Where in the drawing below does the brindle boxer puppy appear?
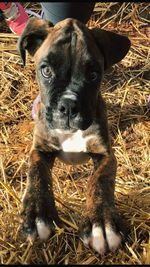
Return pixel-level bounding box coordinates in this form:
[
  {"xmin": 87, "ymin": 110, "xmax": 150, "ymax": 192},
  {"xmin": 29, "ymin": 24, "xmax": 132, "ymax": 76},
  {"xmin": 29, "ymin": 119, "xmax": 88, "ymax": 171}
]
[{"xmin": 18, "ymin": 18, "xmax": 131, "ymax": 255}]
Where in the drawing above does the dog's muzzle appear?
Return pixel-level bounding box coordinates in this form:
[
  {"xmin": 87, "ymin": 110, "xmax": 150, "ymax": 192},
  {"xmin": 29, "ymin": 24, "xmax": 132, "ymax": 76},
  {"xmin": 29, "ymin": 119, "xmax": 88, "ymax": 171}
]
[{"xmin": 46, "ymin": 94, "xmax": 92, "ymax": 131}]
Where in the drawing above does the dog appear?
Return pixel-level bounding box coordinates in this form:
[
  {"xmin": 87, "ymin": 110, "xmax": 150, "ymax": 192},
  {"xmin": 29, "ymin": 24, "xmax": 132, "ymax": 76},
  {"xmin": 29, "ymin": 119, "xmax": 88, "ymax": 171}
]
[{"xmin": 17, "ymin": 17, "xmax": 131, "ymax": 255}]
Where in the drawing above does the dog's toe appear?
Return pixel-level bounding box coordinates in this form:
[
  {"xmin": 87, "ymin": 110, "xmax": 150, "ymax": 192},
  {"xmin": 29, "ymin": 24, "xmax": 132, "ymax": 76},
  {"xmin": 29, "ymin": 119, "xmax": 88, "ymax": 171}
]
[
  {"xmin": 80, "ymin": 223, "xmax": 106, "ymax": 255},
  {"xmin": 35, "ymin": 218, "xmax": 52, "ymax": 241},
  {"xmin": 105, "ymin": 224, "xmax": 122, "ymax": 252},
  {"xmin": 83, "ymin": 224, "xmax": 106, "ymax": 255},
  {"xmin": 21, "ymin": 218, "xmax": 37, "ymax": 242}
]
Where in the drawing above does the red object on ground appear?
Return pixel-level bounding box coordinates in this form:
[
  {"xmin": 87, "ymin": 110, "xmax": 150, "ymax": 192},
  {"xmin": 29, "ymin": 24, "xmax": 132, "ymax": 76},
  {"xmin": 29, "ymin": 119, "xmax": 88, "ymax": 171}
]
[{"xmin": 0, "ymin": 2, "xmax": 28, "ymax": 35}]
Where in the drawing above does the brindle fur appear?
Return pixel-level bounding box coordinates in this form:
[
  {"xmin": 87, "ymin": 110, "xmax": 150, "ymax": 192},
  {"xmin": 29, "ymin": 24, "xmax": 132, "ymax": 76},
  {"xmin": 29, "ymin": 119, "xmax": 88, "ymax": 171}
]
[{"xmin": 18, "ymin": 18, "xmax": 130, "ymax": 252}]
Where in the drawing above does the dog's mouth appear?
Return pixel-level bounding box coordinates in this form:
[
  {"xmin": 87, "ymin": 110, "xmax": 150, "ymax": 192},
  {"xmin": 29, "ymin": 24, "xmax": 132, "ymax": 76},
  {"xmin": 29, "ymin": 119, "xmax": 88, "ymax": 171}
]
[{"xmin": 46, "ymin": 113, "xmax": 92, "ymax": 132}]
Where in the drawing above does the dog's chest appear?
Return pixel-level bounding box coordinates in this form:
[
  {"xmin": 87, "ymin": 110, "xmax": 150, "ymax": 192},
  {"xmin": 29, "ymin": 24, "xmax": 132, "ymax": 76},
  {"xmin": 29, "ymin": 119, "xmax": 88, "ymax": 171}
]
[{"xmin": 55, "ymin": 129, "xmax": 93, "ymax": 164}]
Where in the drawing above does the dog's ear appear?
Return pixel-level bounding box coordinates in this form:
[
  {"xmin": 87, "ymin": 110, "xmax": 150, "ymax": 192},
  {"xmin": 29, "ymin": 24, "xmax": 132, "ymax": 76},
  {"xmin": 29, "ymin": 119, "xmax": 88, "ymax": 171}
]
[
  {"xmin": 17, "ymin": 17, "xmax": 53, "ymax": 66},
  {"xmin": 90, "ymin": 28, "xmax": 131, "ymax": 70}
]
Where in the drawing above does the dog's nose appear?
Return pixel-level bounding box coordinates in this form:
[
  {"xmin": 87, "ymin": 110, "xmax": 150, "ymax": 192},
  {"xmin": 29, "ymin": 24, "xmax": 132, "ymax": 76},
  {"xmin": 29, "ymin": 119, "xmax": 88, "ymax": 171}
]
[{"xmin": 59, "ymin": 99, "xmax": 78, "ymax": 118}]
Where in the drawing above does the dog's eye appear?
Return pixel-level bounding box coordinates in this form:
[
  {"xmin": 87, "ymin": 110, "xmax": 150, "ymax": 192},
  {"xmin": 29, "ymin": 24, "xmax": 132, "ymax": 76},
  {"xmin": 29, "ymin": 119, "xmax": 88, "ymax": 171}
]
[
  {"xmin": 90, "ymin": 72, "xmax": 98, "ymax": 81},
  {"xmin": 41, "ymin": 66, "xmax": 53, "ymax": 79}
]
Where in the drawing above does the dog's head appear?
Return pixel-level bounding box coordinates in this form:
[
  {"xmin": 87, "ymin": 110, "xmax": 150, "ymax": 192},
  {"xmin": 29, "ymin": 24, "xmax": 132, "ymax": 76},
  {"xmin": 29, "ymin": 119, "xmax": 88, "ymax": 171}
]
[{"xmin": 18, "ymin": 18, "xmax": 130, "ymax": 132}]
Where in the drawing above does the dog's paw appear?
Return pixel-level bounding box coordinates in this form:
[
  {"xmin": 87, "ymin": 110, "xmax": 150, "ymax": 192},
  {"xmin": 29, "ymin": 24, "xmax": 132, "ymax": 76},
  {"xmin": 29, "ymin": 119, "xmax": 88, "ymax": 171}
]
[
  {"xmin": 21, "ymin": 216, "xmax": 52, "ymax": 242},
  {"xmin": 80, "ymin": 222, "xmax": 121, "ymax": 255},
  {"xmin": 20, "ymin": 191, "xmax": 61, "ymax": 242},
  {"xmin": 79, "ymin": 212, "xmax": 125, "ymax": 255}
]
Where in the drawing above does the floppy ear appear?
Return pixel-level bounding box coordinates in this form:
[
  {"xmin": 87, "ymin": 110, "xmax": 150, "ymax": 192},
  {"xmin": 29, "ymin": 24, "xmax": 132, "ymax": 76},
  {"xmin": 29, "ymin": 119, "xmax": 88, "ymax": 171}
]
[
  {"xmin": 17, "ymin": 17, "xmax": 53, "ymax": 66},
  {"xmin": 90, "ymin": 28, "xmax": 131, "ymax": 70}
]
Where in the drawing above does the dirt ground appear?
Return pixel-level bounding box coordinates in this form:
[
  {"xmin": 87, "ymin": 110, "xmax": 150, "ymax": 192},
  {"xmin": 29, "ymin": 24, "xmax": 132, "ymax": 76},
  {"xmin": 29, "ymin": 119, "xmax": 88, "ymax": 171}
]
[{"xmin": 0, "ymin": 2, "xmax": 150, "ymax": 264}]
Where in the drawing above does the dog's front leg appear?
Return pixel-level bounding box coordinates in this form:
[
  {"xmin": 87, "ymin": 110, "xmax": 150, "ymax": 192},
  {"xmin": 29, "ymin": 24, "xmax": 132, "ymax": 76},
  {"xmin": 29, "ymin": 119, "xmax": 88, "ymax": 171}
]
[
  {"xmin": 79, "ymin": 152, "xmax": 125, "ymax": 255},
  {"xmin": 21, "ymin": 149, "xmax": 60, "ymax": 241}
]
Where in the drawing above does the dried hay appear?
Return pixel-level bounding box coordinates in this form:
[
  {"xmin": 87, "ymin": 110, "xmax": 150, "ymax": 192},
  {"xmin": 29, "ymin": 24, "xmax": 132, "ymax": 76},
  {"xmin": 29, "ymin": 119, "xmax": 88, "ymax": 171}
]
[{"xmin": 0, "ymin": 2, "xmax": 150, "ymax": 265}]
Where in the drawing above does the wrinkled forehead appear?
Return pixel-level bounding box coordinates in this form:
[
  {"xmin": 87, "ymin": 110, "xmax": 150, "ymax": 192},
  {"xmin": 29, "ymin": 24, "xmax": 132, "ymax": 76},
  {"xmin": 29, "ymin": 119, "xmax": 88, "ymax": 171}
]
[{"xmin": 34, "ymin": 19, "xmax": 101, "ymax": 64}]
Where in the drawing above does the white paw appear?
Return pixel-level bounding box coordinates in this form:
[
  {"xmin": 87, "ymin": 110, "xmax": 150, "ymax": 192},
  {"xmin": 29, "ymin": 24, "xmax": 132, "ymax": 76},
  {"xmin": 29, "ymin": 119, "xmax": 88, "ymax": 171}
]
[
  {"xmin": 35, "ymin": 218, "xmax": 51, "ymax": 241},
  {"xmin": 82, "ymin": 223, "xmax": 121, "ymax": 255}
]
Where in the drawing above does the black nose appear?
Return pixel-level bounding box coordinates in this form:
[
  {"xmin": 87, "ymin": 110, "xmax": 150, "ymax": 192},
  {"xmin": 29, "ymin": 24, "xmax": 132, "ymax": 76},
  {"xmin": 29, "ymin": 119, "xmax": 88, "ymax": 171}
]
[{"xmin": 58, "ymin": 99, "xmax": 78, "ymax": 118}]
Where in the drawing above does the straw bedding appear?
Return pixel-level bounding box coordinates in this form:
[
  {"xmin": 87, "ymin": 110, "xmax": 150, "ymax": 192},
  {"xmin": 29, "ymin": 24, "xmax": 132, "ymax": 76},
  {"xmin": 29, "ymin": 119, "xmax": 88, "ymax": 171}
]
[{"xmin": 0, "ymin": 2, "xmax": 150, "ymax": 264}]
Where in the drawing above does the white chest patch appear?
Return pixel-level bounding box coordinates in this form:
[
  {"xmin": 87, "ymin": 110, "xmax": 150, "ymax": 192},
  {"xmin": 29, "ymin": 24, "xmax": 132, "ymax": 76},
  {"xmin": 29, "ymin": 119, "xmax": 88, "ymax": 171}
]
[
  {"xmin": 56, "ymin": 129, "xmax": 94, "ymax": 153},
  {"xmin": 54, "ymin": 129, "xmax": 95, "ymax": 165}
]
